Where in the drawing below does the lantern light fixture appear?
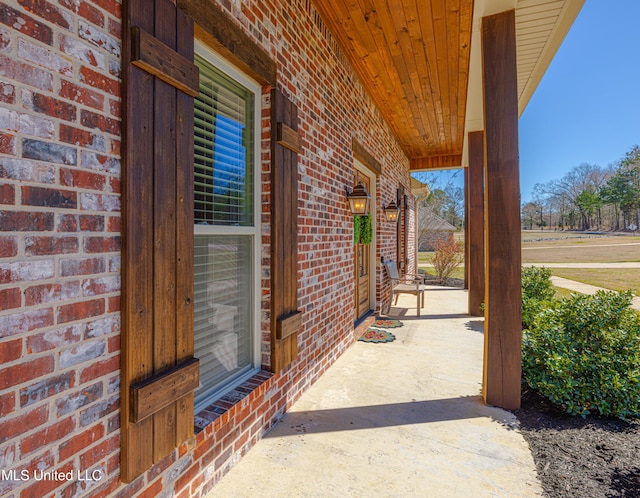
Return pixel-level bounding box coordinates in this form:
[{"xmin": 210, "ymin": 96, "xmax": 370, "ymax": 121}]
[
  {"xmin": 346, "ymin": 181, "xmax": 371, "ymax": 215},
  {"xmin": 383, "ymin": 200, "xmax": 400, "ymax": 222}
]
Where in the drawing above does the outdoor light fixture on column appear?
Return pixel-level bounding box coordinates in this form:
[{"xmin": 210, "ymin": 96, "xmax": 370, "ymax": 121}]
[
  {"xmin": 346, "ymin": 181, "xmax": 371, "ymax": 215},
  {"xmin": 383, "ymin": 200, "xmax": 400, "ymax": 222}
]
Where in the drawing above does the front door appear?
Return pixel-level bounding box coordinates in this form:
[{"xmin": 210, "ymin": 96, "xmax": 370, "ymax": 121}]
[{"xmin": 354, "ymin": 172, "xmax": 371, "ymax": 320}]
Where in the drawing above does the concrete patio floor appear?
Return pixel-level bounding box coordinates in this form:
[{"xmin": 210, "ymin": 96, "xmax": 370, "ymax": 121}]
[{"xmin": 207, "ymin": 288, "xmax": 543, "ymax": 497}]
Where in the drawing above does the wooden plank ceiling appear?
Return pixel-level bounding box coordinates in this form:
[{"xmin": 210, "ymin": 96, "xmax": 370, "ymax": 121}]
[{"xmin": 312, "ymin": 0, "xmax": 474, "ymax": 170}]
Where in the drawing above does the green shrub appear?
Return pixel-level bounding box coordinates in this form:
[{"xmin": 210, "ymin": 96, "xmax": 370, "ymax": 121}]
[
  {"xmin": 521, "ymin": 266, "xmax": 555, "ymax": 329},
  {"xmin": 522, "ymin": 290, "xmax": 640, "ymax": 419},
  {"xmin": 522, "ymin": 266, "xmax": 555, "ymax": 301}
]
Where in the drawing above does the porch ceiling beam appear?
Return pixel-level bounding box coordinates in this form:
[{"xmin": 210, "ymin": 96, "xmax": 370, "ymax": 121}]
[
  {"xmin": 481, "ymin": 9, "xmax": 522, "ymax": 411},
  {"xmin": 409, "ymin": 154, "xmax": 463, "ymax": 171}
]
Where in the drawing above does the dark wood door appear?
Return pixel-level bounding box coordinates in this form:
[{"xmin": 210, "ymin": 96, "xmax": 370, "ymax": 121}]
[{"xmin": 354, "ymin": 173, "xmax": 371, "ymax": 319}]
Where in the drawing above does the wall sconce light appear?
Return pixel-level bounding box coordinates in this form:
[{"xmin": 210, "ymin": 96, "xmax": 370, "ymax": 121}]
[
  {"xmin": 383, "ymin": 200, "xmax": 400, "ymax": 222},
  {"xmin": 346, "ymin": 181, "xmax": 371, "ymax": 215}
]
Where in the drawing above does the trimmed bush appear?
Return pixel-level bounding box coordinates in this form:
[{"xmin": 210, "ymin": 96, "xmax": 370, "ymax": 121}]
[
  {"xmin": 522, "ymin": 289, "xmax": 640, "ymax": 419},
  {"xmin": 522, "ymin": 266, "xmax": 555, "ymax": 301},
  {"xmin": 522, "ymin": 266, "xmax": 555, "ymax": 329}
]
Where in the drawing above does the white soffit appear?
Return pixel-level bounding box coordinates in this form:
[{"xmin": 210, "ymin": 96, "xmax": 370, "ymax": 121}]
[
  {"xmin": 516, "ymin": 0, "xmax": 585, "ymax": 113},
  {"xmin": 461, "ymin": 0, "xmax": 585, "ymax": 167}
]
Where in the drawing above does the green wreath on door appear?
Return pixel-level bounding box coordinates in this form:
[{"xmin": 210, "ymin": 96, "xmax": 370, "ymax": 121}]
[{"xmin": 354, "ymin": 213, "xmax": 372, "ymax": 245}]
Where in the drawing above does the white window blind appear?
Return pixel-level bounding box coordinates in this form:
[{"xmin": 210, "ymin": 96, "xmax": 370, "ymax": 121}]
[
  {"xmin": 193, "ymin": 49, "xmax": 259, "ymax": 411},
  {"xmin": 194, "ymin": 54, "xmax": 254, "ymax": 226},
  {"xmin": 194, "ymin": 235, "xmax": 253, "ymax": 402}
]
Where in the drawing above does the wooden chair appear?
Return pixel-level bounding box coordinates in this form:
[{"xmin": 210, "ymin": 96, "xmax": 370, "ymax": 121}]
[{"xmin": 382, "ymin": 259, "xmax": 428, "ymax": 316}]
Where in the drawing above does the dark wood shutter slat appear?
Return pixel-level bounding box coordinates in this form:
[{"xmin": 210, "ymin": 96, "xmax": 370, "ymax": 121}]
[
  {"xmin": 151, "ymin": 0, "xmax": 178, "ymax": 463},
  {"xmin": 397, "ymin": 186, "xmax": 405, "ymax": 273},
  {"xmin": 131, "ymin": 358, "xmax": 199, "ymax": 422},
  {"xmin": 404, "ymin": 193, "xmax": 409, "ymax": 271},
  {"xmin": 271, "ymin": 90, "xmax": 301, "ymax": 372},
  {"xmin": 175, "ymin": 1, "xmax": 196, "ymax": 446},
  {"xmin": 122, "ymin": 0, "xmax": 155, "ymax": 482},
  {"xmin": 130, "ymin": 26, "xmax": 199, "ymax": 96},
  {"xmin": 122, "ymin": 0, "xmax": 197, "ymax": 482},
  {"xmin": 276, "ymin": 122, "xmax": 302, "ymax": 153}
]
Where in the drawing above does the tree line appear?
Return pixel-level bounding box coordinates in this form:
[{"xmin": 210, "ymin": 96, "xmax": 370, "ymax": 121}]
[{"xmin": 522, "ymin": 145, "xmax": 640, "ymax": 231}]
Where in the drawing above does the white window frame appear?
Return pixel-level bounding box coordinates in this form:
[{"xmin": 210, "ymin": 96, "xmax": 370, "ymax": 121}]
[{"xmin": 193, "ymin": 40, "xmax": 262, "ymax": 413}]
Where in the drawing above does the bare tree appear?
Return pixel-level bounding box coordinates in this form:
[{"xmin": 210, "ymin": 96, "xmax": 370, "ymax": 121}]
[
  {"xmin": 538, "ymin": 163, "xmax": 610, "ymax": 230},
  {"xmin": 521, "ymin": 202, "xmax": 538, "ymax": 230}
]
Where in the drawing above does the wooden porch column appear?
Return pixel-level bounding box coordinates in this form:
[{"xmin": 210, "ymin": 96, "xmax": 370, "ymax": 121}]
[
  {"xmin": 463, "ymin": 167, "xmax": 469, "ymax": 289},
  {"xmin": 481, "ymin": 9, "xmax": 522, "ymax": 410},
  {"xmin": 468, "ymin": 131, "xmax": 485, "ymax": 317}
]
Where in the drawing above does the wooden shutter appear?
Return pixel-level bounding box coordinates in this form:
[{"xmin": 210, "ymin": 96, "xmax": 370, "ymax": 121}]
[
  {"xmin": 396, "ymin": 186, "xmax": 405, "ymax": 274},
  {"xmin": 271, "ymin": 89, "xmax": 302, "ymax": 372},
  {"xmin": 121, "ymin": 0, "xmax": 198, "ymax": 482},
  {"xmin": 403, "ymin": 193, "xmax": 409, "ymax": 272}
]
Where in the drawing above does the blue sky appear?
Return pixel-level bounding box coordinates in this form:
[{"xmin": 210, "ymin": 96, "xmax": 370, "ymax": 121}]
[{"xmin": 519, "ymin": 0, "xmax": 640, "ymax": 201}]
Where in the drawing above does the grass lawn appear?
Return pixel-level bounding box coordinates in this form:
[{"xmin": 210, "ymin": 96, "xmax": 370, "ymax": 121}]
[
  {"xmin": 550, "ymin": 268, "xmax": 640, "ymax": 295},
  {"xmin": 522, "ymin": 244, "xmax": 640, "ymax": 263},
  {"xmin": 522, "ymin": 235, "xmax": 640, "ymax": 263},
  {"xmin": 521, "ymin": 230, "xmax": 640, "ymax": 246},
  {"xmin": 553, "ymin": 286, "xmax": 574, "ymax": 299},
  {"xmin": 421, "ymin": 265, "xmax": 465, "ymax": 281},
  {"xmin": 420, "ymin": 231, "xmax": 640, "ymax": 293},
  {"xmin": 418, "ymin": 250, "xmax": 465, "ymax": 281},
  {"xmin": 521, "ymin": 232, "xmax": 640, "ymax": 293}
]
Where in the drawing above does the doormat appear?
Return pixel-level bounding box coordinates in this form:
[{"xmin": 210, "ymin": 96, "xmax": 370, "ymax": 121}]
[
  {"xmin": 358, "ymin": 328, "xmax": 396, "ymax": 343},
  {"xmin": 372, "ymin": 318, "xmax": 403, "ymax": 329}
]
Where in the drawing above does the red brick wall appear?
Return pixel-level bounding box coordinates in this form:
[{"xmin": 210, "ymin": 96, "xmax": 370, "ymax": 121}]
[
  {"xmin": 0, "ymin": 0, "xmax": 414, "ymax": 496},
  {"xmin": 0, "ymin": 0, "xmax": 122, "ymax": 496}
]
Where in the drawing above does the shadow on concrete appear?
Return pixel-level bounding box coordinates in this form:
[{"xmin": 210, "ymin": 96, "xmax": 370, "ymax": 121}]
[
  {"xmin": 423, "ymin": 286, "xmax": 464, "ymax": 291},
  {"xmin": 385, "ymin": 310, "xmax": 470, "ymax": 321},
  {"xmin": 421, "ymin": 313, "xmax": 470, "ymax": 320},
  {"xmin": 265, "ymin": 395, "xmax": 514, "ymax": 437},
  {"xmin": 465, "ymin": 320, "xmax": 484, "ymax": 334},
  {"xmin": 385, "ymin": 307, "xmax": 408, "ymax": 317}
]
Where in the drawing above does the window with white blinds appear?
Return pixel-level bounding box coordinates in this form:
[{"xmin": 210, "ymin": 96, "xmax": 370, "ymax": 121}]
[
  {"xmin": 194, "ymin": 53, "xmax": 254, "ymax": 226},
  {"xmin": 194, "ymin": 235, "xmax": 253, "ymax": 402},
  {"xmin": 193, "ymin": 43, "xmax": 260, "ymax": 412}
]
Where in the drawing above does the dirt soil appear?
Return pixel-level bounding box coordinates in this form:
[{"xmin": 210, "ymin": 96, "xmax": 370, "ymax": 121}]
[{"xmin": 513, "ymin": 391, "xmax": 640, "ymax": 498}]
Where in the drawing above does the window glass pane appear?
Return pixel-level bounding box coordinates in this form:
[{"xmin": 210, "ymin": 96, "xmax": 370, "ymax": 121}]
[
  {"xmin": 194, "ymin": 234, "xmax": 253, "ymax": 401},
  {"xmin": 194, "ymin": 54, "xmax": 254, "ymax": 226}
]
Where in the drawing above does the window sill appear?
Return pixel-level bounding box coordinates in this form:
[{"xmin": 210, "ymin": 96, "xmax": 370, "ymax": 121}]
[{"xmin": 194, "ymin": 370, "xmax": 273, "ymax": 433}]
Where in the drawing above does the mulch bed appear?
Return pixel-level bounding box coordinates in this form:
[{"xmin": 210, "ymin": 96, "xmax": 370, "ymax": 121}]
[
  {"xmin": 422, "ymin": 274, "xmax": 465, "ymax": 287},
  {"xmin": 513, "ymin": 390, "xmax": 640, "ymax": 497}
]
